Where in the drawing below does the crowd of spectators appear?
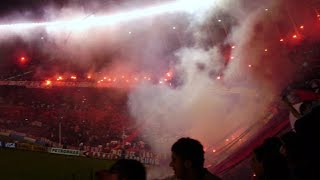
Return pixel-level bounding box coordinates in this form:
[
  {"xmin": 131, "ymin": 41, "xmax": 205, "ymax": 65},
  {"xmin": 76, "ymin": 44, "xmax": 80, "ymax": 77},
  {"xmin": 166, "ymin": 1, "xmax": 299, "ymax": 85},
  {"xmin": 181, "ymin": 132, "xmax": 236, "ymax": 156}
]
[
  {"xmin": 1, "ymin": 74, "xmax": 320, "ymax": 179},
  {"xmin": 0, "ymin": 85, "xmax": 151, "ymax": 154}
]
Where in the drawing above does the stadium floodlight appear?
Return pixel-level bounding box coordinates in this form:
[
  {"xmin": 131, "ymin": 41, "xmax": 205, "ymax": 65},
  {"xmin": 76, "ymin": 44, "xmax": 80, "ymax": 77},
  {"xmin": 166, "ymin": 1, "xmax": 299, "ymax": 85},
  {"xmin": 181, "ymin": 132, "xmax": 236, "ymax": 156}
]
[{"xmin": 0, "ymin": 0, "xmax": 216, "ymax": 30}]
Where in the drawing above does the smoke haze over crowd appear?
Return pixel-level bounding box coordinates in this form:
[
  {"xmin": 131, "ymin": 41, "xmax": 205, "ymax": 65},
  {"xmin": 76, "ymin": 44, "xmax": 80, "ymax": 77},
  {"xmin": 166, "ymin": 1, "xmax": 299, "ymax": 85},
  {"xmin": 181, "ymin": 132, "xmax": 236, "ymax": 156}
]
[{"xmin": 1, "ymin": 0, "xmax": 320, "ymax": 170}]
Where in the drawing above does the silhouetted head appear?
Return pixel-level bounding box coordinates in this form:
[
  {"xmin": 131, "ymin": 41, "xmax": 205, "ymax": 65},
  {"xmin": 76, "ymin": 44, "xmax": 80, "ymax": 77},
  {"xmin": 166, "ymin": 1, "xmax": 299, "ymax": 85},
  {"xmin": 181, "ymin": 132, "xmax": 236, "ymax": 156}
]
[
  {"xmin": 251, "ymin": 146, "xmax": 264, "ymax": 177},
  {"xmin": 263, "ymin": 137, "xmax": 282, "ymax": 154},
  {"xmin": 108, "ymin": 159, "xmax": 146, "ymax": 180},
  {"xmin": 170, "ymin": 137, "xmax": 205, "ymax": 179}
]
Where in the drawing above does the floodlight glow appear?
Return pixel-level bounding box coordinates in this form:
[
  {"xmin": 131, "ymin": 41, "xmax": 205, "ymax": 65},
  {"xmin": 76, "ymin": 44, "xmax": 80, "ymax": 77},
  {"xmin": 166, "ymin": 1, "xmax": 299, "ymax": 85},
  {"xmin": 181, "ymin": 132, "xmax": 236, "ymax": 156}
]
[{"xmin": 0, "ymin": 0, "xmax": 216, "ymax": 30}]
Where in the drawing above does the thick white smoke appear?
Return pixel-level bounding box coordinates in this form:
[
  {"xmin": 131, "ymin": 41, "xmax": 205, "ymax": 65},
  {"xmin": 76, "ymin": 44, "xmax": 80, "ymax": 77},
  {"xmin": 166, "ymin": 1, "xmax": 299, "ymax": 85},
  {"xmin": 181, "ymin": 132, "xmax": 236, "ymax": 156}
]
[
  {"xmin": 129, "ymin": 0, "xmax": 273, "ymax": 155},
  {"xmin": 128, "ymin": 0, "xmax": 320, "ymax": 175}
]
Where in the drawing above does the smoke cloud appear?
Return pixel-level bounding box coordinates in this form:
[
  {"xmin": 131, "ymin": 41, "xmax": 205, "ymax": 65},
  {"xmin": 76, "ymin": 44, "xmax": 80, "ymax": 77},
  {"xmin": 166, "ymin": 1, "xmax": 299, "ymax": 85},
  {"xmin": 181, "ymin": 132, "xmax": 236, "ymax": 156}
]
[
  {"xmin": 1, "ymin": 0, "xmax": 320, "ymax": 177},
  {"xmin": 128, "ymin": 0, "xmax": 320, "ymax": 173}
]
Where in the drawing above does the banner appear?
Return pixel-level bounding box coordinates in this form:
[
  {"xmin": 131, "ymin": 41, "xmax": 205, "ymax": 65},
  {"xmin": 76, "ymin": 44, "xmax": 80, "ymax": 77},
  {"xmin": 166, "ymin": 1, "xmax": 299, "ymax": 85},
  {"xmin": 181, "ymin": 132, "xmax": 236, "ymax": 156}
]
[
  {"xmin": 49, "ymin": 148, "xmax": 80, "ymax": 156},
  {"xmin": 0, "ymin": 141, "xmax": 15, "ymax": 148},
  {"xmin": 4, "ymin": 142, "xmax": 16, "ymax": 148},
  {"xmin": 84, "ymin": 151, "xmax": 160, "ymax": 165},
  {"xmin": 125, "ymin": 155, "xmax": 160, "ymax": 165}
]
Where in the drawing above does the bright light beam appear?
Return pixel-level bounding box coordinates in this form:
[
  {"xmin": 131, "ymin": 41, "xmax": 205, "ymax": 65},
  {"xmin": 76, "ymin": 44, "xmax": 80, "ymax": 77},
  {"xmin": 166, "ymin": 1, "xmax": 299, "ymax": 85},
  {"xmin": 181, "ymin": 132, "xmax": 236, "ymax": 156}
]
[{"xmin": 0, "ymin": 0, "xmax": 216, "ymax": 30}]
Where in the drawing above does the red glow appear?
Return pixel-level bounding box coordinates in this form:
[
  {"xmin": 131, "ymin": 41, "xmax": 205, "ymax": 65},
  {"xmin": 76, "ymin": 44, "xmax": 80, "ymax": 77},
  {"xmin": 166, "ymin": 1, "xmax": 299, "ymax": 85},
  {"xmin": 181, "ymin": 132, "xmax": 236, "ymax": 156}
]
[
  {"xmin": 45, "ymin": 80, "xmax": 52, "ymax": 86},
  {"xmin": 19, "ymin": 56, "xmax": 27, "ymax": 64},
  {"xmin": 57, "ymin": 76, "xmax": 63, "ymax": 81}
]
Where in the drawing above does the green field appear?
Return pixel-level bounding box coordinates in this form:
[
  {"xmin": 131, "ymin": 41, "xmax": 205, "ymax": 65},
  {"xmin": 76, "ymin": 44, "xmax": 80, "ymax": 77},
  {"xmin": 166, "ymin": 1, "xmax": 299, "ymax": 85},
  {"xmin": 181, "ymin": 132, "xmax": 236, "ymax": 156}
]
[{"xmin": 0, "ymin": 148, "xmax": 114, "ymax": 180}]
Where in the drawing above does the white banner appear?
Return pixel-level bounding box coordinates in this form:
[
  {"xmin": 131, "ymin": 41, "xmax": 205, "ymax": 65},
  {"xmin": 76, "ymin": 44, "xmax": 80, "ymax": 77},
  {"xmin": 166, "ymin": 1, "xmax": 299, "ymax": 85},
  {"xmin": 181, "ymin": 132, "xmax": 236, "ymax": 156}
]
[{"xmin": 49, "ymin": 148, "xmax": 80, "ymax": 156}]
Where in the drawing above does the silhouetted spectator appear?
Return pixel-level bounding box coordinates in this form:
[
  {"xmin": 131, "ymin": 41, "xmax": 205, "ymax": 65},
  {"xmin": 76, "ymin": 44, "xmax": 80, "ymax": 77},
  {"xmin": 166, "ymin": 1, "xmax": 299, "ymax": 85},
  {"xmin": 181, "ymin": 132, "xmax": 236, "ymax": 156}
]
[
  {"xmin": 251, "ymin": 146, "xmax": 265, "ymax": 180},
  {"xmin": 294, "ymin": 105, "xmax": 320, "ymax": 179},
  {"xmin": 170, "ymin": 137, "xmax": 221, "ymax": 180},
  {"xmin": 263, "ymin": 137, "xmax": 282, "ymax": 154},
  {"xmin": 108, "ymin": 159, "xmax": 146, "ymax": 180},
  {"xmin": 281, "ymin": 131, "xmax": 303, "ymax": 180},
  {"xmin": 251, "ymin": 144, "xmax": 289, "ymax": 180},
  {"xmin": 263, "ymin": 153, "xmax": 289, "ymax": 180},
  {"xmin": 295, "ymin": 105, "xmax": 320, "ymax": 142}
]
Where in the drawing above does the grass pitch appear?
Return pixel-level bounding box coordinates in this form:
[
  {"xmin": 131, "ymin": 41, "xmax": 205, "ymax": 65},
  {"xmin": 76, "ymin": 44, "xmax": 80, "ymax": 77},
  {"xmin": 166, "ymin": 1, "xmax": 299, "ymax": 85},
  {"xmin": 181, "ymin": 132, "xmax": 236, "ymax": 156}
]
[{"xmin": 0, "ymin": 148, "xmax": 114, "ymax": 180}]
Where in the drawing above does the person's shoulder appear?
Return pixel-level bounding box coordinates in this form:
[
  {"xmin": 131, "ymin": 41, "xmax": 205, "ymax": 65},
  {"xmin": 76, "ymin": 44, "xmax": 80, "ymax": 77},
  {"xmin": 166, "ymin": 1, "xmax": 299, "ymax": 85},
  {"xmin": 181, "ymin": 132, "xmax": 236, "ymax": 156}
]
[{"xmin": 204, "ymin": 169, "xmax": 222, "ymax": 180}]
